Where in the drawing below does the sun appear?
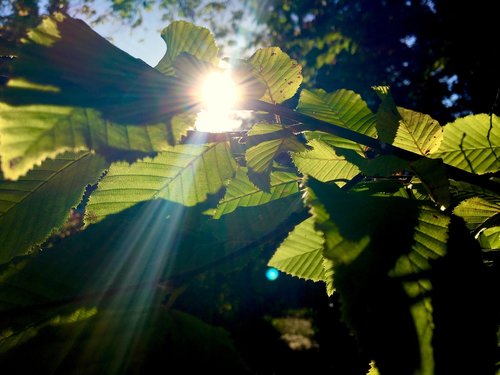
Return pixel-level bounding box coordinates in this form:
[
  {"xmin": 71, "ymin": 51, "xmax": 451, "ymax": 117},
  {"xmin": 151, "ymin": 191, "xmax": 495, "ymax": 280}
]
[{"xmin": 195, "ymin": 70, "xmax": 242, "ymax": 132}]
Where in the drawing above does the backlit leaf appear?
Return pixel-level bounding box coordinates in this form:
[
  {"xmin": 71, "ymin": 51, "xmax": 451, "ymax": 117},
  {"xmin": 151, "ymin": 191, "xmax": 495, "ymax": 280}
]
[
  {"xmin": 214, "ymin": 168, "xmax": 299, "ymax": 218},
  {"xmin": 306, "ymin": 179, "xmax": 450, "ymax": 374},
  {"xmin": 297, "ymin": 88, "xmax": 377, "ymax": 152},
  {"xmin": 431, "ymin": 114, "xmax": 500, "ymax": 174},
  {"xmin": 374, "ymin": 86, "xmax": 443, "ymax": 155},
  {"xmin": 453, "ymin": 197, "xmax": 499, "ymax": 231},
  {"xmin": 248, "ymin": 47, "xmax": 302, "ymax": 104},
  {"xmin": 3, "ymin": 13, "xmax": 186, "ymax": 125},
  {"xmin": 477, "ymin": 226, "xmax": 499, "ymax": 249},
  {"xmin": 246, "ymin": 123, "xmax": 305, "ymax": 174},
  {"xmin": 0, "ymin": 104, "xmax": 173, "ymax": 180},
  {"xmin": 86, "ymin": 142, "xmax": 236, "ymax": 223},
  {"xmin": 292, "ymin": 139, "xmax": 360, "ymax": 186},
  {"xmin": 268, "ymin": 217, "xmax": 326, "ymax": 282},
  {"xmin": 155, "ymin": 21, "xmax": 219, "ymax": 76}
]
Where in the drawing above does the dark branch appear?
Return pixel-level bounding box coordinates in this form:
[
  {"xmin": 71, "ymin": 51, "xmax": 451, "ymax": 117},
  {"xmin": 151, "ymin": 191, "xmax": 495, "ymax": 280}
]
[{"xmin": 244, "ymin": 99, "xmax": 499, "ymax": 192}]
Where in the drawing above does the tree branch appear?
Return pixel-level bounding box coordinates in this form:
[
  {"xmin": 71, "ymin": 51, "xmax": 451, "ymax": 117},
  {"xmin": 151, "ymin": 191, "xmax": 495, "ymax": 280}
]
[{"xmin": 244, "ymin": 99, "xmax": 499, "ymax": 191}]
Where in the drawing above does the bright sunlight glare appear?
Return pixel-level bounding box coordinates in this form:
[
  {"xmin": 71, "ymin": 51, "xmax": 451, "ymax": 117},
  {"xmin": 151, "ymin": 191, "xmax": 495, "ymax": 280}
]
[{"xmin": 195, "ymin": 70, "xmax": 242, "ymax": 132}]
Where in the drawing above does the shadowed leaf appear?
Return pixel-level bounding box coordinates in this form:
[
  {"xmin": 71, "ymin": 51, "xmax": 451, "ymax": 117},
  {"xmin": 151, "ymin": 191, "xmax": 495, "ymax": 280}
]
[{"xmin": 0, "ymin": 152, "xmax": 106, "ymax": 264}]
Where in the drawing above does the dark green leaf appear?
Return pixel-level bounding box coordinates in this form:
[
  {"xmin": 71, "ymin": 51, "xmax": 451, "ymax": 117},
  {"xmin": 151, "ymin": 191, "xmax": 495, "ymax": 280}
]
[{"xmin": 0, "ymin": 152, "xmax": 106, "ymax": 264}]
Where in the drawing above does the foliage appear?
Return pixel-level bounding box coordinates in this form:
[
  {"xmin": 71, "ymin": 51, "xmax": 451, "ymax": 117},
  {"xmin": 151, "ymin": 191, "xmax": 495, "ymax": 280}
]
[{"xmin": 0, "ymin": 13, "xmax": 499, "ymax": 375}]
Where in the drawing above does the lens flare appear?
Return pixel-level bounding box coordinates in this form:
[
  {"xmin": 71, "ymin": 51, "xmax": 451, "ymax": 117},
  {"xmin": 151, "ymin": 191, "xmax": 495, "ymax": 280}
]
[{"xmin": 266, "ymin": 267, "xmax": 280, "ymax": 281}]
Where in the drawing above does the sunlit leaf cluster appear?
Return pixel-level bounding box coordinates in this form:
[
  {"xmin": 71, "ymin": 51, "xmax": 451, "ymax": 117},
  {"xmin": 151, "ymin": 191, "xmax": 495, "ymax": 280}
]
[{"xmin": 0, "ymin": 13, "xmax": 498, "ymax": 374}]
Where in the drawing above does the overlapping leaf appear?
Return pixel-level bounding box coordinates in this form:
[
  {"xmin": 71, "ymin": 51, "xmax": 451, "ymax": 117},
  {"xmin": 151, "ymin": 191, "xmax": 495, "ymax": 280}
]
[
  {"xmin": 431, "ymin": 114, "xmax": 500, "ymax": 174},
  {"xmin": 245, "ymin": 123, "xmax": 305, "ymax": 182},
  {"xmin": 306, "ymin": 179, "xmax": 450, "ymax": 374},
  {"xmin": 3, "ymin": 13, "xmax": 186, "ymax": 123},
  {"xmin": 297, "ymin": 89, "xmax": 377, "ymax": 152},
  {"xmin": 0, "ymin": 151, "xmax": 106, "ymax": 264},
  {"xmin": 292, "ymin": 139, "xmax": 360, "ymax": 186},
  {"xmin": 478, "ymin": 226, "xmax": 499, "ymax": 249},
  {"xmin": 213, "ymin": 168, "xmax": 299, "ymax": 218},
  {"xmin": 268, "ymin": 217, "xmax": 326, "ymax": 282},
  {"xmin": 453, "ymin": 197, "xmax": 499, "ymax": 231},
  {"xmin": 0, "ymin": 14, "xmax": 207, "ymax": 179},
  {"xmin": 0, "ymin": 104, "xmax": 176, "ymax": 180},
  {"xmin": 410, "ymin": 158, "xmax": 450, "ymax": 209},
  {"xmin": 248, "ymin": 47, "xmax": 302, "ymax": 104},
  {"xmin": 155, "ymin": 21, "xmax": 219, "ymax": 76},
  {"xmin": 374, "ymin": 86, "xmax": 443, "ymax": 155},
  {"xmin": 85, "ymin": 142, "xmax": 236, "ymax": 223}
]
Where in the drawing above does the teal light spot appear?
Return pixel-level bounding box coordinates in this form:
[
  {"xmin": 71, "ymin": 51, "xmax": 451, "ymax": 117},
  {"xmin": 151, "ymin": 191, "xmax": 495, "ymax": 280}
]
[{"xmin": 266, "ymin": 267, "xmax": 279, "ymax": 281}]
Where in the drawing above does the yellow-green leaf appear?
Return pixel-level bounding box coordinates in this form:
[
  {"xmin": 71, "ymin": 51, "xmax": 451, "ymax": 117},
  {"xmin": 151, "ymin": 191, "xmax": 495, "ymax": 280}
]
[
  {"xmin": 0, "ymin": 104, "xmax": 173, "ymax": 180},
  {"xmin": 246, "ymin": 124, "xmax": 305, "ymax": 174},
  {"xmin": 297, "ymin": 89, "xmax": 377, "ymax": 151},
  {"xmin": 248, "ymin": 47, "xmax": 302, "ymax": 104},
  {"xmin": 453, "ymin": 197, "xmax": 500, "ymax": 231},
  {"xmin": 292, "ymin": 139, "xmax": 360, "ymax": 186},
  {"xmin": 155, "ymin": 21, "xmax": 219, "ymax": 76},
  {"xmin": 85, "ymin": 143, "xmax": 236, "ymax": 223},
  {"xmin": 214, "ymin": 168, "xmax": 299, "ymax": 218},
  {"xmin": 374, "ymin": 86, "xmax": 443, "ymax": 155},
  {"xmin": 431, "ymin": 114, "xmax": 500, "ymax": 174},
  {"xmin": 268, "ymin": 217, "xmax": 326, "ymax": 282}
]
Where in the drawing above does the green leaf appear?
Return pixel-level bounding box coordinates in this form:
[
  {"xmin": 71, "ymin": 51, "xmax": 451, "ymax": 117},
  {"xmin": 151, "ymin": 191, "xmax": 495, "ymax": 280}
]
[
  {"xmin": 394, "ymin": 108, "xmax": 443, "ymax": 155},
  {"xmin": 86, "ymin": 142, "xmax": 236, "ymax": 223},
  {"xmin": 478, "ymin": 226, "xmax": 500, "ymax": 249},
  {"xmin": 268, "ymin": 217, "xmax": 326, "ymax": 282},
  {"xmin": 431, "ymin": 114, "xmax": 500, "ymax": 174},
  {"xmin": 4, "ymin": 13, "xmax": 186, "ymax": 125},
  {"xmin": 213, "ymin": 168, "xmax": 299, "ymax": 218},
  {"xmin": 155, "ymin": 21, "xmax": 219, "ymax": 76},
  {"xmin": 246, "ymin": 123, "xmax": 305, "ymax": 180},
  {"xmin": 248, "ymin": 47, "xmax": 302, "ymax": 104},
  {"xmin": 0, "ymin": 151, "xmax": 106, "ymax": 264},
  {"xmin": 410, "ymin": 158, "xmax": 450, "ymax": 209},
  {"xmin": 374, "ymin": 86, "xmax": 443, "ymax": 155},
  {"xmin": 453, "ymin": 197, "xmax": 500, "ymax": 231},
  {"xmin": 306, "ymin": 179, "xmax": 450, "ymax": 374},
  {"xmin": 292, "ymin": 139, "xmax": 360, "ymax": 186},
  {"xmin": 391, "ymin": 205, "xmax": 450, "ymax": 278},
  {"xmin": 297, "ymin": 89, "xmax": 377, "ymax": 148},
  {"xmin": 0, "ymin": 104, "xmax": 175, "ymax": 180}
]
